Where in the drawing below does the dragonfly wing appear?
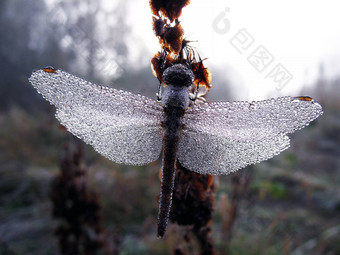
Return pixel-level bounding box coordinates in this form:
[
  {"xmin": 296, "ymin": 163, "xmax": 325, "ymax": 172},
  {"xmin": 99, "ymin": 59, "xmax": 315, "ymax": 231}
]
[
  {"xmin": 29, "ymin": 69, "xmax": 164, "ymax": 165},
  {"xmin": 178, "ymin": 130, "xmax": 290, "ymax": 175},
  {"xmin": 178, "ymin": 96, "xmax": 323, "ymax": 175},
  {"xmin": 56, "ymin": 106, "xmax": 163, "ymax": 165}
]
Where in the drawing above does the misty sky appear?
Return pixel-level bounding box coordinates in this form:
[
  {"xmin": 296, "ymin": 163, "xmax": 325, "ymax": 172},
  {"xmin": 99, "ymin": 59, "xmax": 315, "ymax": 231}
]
[
  {"xmin": 44, "ymin": 0, "xmax": 340, "ymax": 100},
  {"xmin": 126, "ymin": 0, "xmax": 340, "ymax": 100}
]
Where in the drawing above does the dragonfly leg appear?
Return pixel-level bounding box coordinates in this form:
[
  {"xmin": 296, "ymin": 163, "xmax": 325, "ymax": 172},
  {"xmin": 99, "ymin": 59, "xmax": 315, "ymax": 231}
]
[
  {"xmin": 156, "ymin": 81, "xmax": 162, "ymax": 101},
  {"xmin": 189, "ymin": 82, "xmax": 200, "ymax": 103}
]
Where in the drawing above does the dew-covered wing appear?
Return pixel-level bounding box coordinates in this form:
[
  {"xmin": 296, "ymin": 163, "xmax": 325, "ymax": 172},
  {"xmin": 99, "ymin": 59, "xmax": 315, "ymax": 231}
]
[
  {"xmin": 29, "ymin": 69, "xmax": 164, "ymax": 165},
  {"xmin": 178, "ymin": 96, "xmax": 323, "ymax": 175}
]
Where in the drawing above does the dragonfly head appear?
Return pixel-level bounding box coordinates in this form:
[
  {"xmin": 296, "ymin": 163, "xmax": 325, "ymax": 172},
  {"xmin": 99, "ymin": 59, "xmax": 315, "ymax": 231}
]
[{"xmin": 162, "ymin": 64, "xmax": 194, "ymax": 88}]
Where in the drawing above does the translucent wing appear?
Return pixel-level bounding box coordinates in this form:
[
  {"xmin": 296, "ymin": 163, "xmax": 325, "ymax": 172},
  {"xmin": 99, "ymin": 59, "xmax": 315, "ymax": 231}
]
[
  {"xmin": 178, "ymin": 96, "xmax": 323, "ymax": 175},
  {"xmin": 29, "ymin": 69, "xmax": 164, "ymax": 165}
]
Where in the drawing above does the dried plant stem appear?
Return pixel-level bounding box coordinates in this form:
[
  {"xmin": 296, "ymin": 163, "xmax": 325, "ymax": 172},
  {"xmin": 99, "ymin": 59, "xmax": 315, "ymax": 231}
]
[
  {"xmin": 49, "ymin": 142, "xmax": 110, "ymax": 255},
  {"xmin": 170, "ymin": 162, "xmax": 216, "ymax": 255}
]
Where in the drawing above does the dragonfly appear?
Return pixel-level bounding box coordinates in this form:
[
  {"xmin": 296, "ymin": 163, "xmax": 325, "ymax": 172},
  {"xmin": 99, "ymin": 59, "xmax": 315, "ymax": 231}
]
[{"xmin": 29, "ymin": 64, "xmax": 323, "ymax": 237}]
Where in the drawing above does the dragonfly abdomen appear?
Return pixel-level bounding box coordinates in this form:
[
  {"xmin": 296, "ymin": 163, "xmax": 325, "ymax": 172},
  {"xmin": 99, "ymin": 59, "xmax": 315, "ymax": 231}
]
[{"xmin": 158, "ymin": 105, "xmax": 186, "ymax": 238}]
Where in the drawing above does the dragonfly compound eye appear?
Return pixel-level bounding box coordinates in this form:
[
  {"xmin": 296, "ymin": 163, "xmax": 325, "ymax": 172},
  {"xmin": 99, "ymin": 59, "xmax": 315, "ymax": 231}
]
[{"xmin": 162, "ymin": 64, "xmax": 194, "ymax": 87}]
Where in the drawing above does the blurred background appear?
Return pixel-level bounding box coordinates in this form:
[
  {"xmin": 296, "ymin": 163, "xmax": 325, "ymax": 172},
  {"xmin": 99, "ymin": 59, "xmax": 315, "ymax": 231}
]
[{"xmin": 0, "ymin": 0, "xmax": 339, "ymax": 254}]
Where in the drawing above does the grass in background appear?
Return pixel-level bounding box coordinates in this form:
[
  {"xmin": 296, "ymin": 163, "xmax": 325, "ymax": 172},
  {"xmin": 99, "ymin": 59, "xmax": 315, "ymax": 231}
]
[{"xmin": 0, "ymin": 79, "xmax": 339, "ymax": 254}]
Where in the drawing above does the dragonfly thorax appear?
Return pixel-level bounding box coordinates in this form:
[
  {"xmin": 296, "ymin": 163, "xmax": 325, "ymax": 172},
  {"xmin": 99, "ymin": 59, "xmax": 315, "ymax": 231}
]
[
  {"xmin": 162, "ymin": 64, "xmax": 194, "ymax": 88},
  {"xmin": 161, "ymin": 64, "xmax": 193, "ymax": 109}
]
